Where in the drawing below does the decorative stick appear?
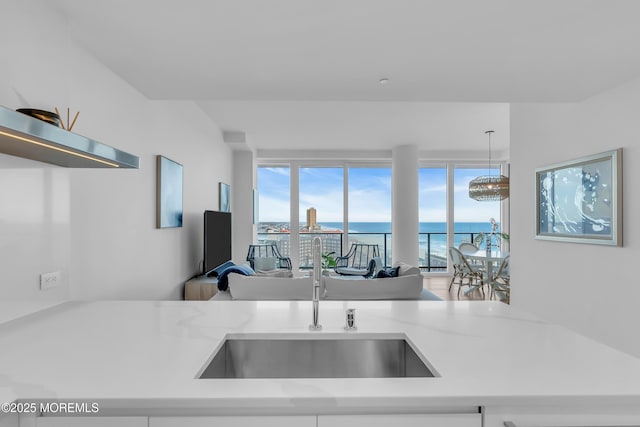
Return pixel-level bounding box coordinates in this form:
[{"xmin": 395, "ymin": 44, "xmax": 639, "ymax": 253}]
[
  {"xmin": 67, "ymin": 108, "xmax": 70, "ymax": 130},
  {"xmin": 69, "ymin": 111, "xmax": 80, "ymax": 131},
  {"xmin": 55, "ymin": 107, "xmax": 66, "ymax": 130}
]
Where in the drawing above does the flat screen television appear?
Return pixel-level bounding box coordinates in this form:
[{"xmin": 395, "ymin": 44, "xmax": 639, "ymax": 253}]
[{"xmin": 203, "ymin": 210, "xmax": 232, "ymax": 275}]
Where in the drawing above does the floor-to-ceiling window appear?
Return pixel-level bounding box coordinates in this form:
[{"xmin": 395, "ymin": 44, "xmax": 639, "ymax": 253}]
[
  {"xmin": 419, "ymin": 166, "xmax": 448, "ymax": 271},
  {"xmin": 348, "ymin": 167, "xmax": 392, "ymax": 265},
  {"xmin": 417, "ymin": 163, "xmax": 507, "ymax": 273},
  {"xmin": 256, "ymin": 166, "xmax": 291, "ymax": 257},
  {"xmin": 453, "ymin": 167, "xmax": 502, "ymax": 248},
  {"xmin": 258, "ymin": 162, "xmax": 507, "ymax": 272},
  {"xmin": 258, "ymin": 164, "xmax": 392, "ymax": 269},
  {"xmin": 298, "ymin": 167, "xmax": 344, "ymax": 268}
]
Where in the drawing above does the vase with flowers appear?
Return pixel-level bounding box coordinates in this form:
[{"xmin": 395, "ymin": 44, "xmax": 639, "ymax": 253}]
[{"xmin": 474, "ymin": 217, "xmax": 510, "ymax": 250}]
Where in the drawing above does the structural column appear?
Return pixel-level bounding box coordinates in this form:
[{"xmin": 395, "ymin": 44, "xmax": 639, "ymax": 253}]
[
  {"xmin": 231, "ymin": 149, "xmax": 256, "ymax": 264},
  {"xmin": 392, "ymin": 144, "xmax": 419, "ymax": 266}
]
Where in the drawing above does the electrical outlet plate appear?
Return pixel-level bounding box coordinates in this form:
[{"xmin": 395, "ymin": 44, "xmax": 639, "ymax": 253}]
[{"xmin": 40, "ymin": 271, "xmax": 61, "ymax": 290}]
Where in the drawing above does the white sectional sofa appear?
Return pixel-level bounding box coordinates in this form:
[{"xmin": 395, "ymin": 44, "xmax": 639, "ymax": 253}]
[{"xmin": 213, "ymin": 262, "xmax": 441, "ymax": 301}]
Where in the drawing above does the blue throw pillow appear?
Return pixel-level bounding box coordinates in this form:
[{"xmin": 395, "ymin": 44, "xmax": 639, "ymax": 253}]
[{"xmin": 217, "ymin": 264, "xmax": 255, "ymax": 291}]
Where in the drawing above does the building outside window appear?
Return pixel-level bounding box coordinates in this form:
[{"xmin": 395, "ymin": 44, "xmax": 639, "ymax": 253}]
[
  {"xmin": 298, "ymin": 167, "xmax": 343, "ymax": 268},
  {"xmin": 256, "ymin": 166, "xmax": 291, "ymax": 257}
]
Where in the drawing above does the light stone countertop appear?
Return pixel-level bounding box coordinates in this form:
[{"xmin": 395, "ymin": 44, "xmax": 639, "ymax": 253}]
[
  {"xmin": 1, "ymin": 300, "xmax": 640, "ymax": 415},
  {"xmin": 0, "ymin": 301, "xmax": 64, "ymax": 325}
]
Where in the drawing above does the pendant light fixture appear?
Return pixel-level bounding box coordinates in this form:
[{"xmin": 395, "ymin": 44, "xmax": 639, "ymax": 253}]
[{"xmin": 468, "ymin": 130, "xmax": 509, "ymax": 201}]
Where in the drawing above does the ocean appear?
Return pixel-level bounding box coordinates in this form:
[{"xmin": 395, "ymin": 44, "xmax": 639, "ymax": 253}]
[
  {"xmin": 317, "ymin": 222, "xmax": 498, "ymax": 234},
  {"xmin": 319, "ymin": 222, "xmax": 500, "ymax": 266}
]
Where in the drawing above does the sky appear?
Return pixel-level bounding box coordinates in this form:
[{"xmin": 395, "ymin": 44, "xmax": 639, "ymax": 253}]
[{"xmin": 257, "ymin": 166, "xmax": 500, "ymax": 224}]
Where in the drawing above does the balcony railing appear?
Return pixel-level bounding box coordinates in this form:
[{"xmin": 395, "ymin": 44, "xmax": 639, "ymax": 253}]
[{"xmin": 257, "ymin": 231, "xmax": 488, "ymax": 271}]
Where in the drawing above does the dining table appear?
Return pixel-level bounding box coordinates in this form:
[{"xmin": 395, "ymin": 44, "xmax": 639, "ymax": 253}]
[{"xmin": 461, "ymin": 248, "xmax": 508, "ymax": 289}]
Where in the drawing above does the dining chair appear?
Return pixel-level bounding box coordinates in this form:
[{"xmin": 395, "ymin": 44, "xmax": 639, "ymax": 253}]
[
  {"xmin": 489, "ymin": 255, "xmax": 510, "ymax": 303},
  {"xmin": 448, "ymin": 246, "xmax": 485, "ymax": 299},
  {"xmin": 458, "ymin": 242, "xmax": 482, "ymax": 267},
  {"xmin": 458, "ymin": 242, "xmax": 478, "ymax": 253}
]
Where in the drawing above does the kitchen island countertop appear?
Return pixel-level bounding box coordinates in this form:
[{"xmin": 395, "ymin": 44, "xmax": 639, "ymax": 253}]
[{"xmin": 1, "ymin": 300, "xmax": 640, "ymax": 415}]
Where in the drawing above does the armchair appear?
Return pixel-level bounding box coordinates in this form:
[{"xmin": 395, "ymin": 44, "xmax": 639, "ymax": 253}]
[
  {"xmin": 246, "ymin": 244, "xmax": 292, "ymax": 271},
  {"xmin": 334, "ymin": 243, "xmax": 380, "ymax": 276}
]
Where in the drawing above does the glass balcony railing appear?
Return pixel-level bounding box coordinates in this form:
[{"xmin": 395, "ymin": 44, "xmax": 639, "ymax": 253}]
[{"xmin": 257, "ymin": 231, "xmax": 490, "ymax": 271}]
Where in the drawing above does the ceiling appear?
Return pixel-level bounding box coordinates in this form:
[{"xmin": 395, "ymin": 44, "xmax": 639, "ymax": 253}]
[{"xmin": 50, "ymin": 0, "xmax": 640, "ymax": 154}]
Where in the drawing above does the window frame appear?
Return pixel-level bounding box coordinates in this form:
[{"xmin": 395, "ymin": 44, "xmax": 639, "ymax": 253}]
[{"xmin": 258, "ymin": 159, "xmax": 509, "ymax": 274}]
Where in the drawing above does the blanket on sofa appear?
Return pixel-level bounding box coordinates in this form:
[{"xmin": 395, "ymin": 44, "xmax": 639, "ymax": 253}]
[{"xmin": 215, "ymin": 263, "xmax": 255, "ymax": 291}]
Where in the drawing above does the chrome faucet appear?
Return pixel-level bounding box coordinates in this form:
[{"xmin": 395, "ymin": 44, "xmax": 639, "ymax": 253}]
[{"xmin": 309, "ymin": 236, "xmax": 323, "ymax": 331}]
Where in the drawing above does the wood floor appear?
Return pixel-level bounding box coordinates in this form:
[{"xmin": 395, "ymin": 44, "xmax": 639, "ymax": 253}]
[{"xmin": 424, "ymin": 276, "xmax": 496, "ymax": 302}]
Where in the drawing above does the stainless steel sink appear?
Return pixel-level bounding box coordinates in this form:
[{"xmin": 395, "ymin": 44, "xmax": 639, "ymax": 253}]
[{"xmin": 198, "ymin": 334, "xmax": 437, "ymax": 378}]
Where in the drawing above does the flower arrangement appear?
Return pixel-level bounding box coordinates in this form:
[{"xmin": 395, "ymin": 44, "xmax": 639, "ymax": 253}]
[{"xmin": 474, "ymin": 217, "xmax": 510, "ymax": 248}]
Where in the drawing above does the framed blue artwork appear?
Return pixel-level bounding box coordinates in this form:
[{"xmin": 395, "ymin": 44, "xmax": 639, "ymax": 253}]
[
  {"xmin": 156, "ymin": 155, "xmax": 183, "ymax": 228},
  {"xmin": 219, "ymin": 182, "xmax": 230, "ymax": 212},
  {"xmin": 535, "ymin": 148, "xmax": 622, "ymax": 246}
]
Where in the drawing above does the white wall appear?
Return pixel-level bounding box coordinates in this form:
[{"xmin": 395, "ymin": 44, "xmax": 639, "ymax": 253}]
[
  {"xmin": 510, "ymin": 76, "xmax": 640, "ymax": 358},
  {"xmin": 0, "ymin": 1, "xmax": 232, "ymax": 300},
  {"xmin": 0, "ymin": 154, "xmax": 71, "ymax": 301}
]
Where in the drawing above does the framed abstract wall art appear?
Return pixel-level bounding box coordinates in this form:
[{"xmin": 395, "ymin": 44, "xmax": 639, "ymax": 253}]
[
  {"xmin": 156, "ymin": 155, "xmax": 183, "ymax": 228},
  {"xmin": 219, "ymin": 182, "xmax": 230, "ymax": 212},
  {"xmin": 535, "ymin": 148, "xmax": 622, "ymax": 246}
]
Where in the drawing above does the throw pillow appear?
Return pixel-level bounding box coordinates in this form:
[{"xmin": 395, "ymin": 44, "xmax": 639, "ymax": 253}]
[
  {"xmin": 253, "ymin": 256, "xmax": 278, "ymax": 271},
  {"xmin": 395, "ymin": 262, "xmax": 421, "ymax": 276}
]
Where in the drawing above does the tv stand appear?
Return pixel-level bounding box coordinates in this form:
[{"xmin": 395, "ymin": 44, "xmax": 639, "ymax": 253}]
[{"xmin": 184, "ymin": 275, "xmax": 218, "ymax": 300}]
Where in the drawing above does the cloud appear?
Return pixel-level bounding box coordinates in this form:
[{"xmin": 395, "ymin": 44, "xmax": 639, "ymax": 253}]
[
  {"xmin": 349, "ymin": 188, "xmax": 391, "ymax": 222},
  {"xmin": 299, "ymin": 189, "xmax": 345, "ymax": 222},
  {"xmin": 420, "ymin": 184, "xmax": 447, "ymax": 194},
  {"xmin": 454, "ymin": 205, "xmax": 500, "ymax": 222},
  {"xmin": 258, "ymin": 195, "xmax": 291, "ymax": 222},
  {"xmin": 261, "ymin": 167, "xmax": 290, "ymax": 177},
  {"xmin": 258, "ymin": 166, "xmax": 502, "ymax": 225},
  {"xmin": 419, "ymin": 207, "xmax": 447, "ymax": 222}
]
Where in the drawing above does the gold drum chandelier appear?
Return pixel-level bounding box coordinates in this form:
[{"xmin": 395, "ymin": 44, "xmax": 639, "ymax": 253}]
[{"xmin": 469, "ymin": 130, "xmax": 510, "ymax": 201}]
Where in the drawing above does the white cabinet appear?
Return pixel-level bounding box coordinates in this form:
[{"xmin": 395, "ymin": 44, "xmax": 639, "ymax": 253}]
[
  {"xmin": 149, "ymin": 415, "xmax": 316, "ymax": 427},
  {"xmin": 0, "ymin": 413, "xmax": 18, "ymax": 427},
  {"xmin": 150, "ymin": 414, "xmax": 479, "ymax": 427},
  {"xmin": 318, "ymin": 413, "xmax": 481, "ymax": 427},
  {"xmin": 483, "ymin": 404, "xmax": 640, "ymax": 427},
  {"xmin": 35, "ymin": 417, "xmax": 147, "ymax": 427}
]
